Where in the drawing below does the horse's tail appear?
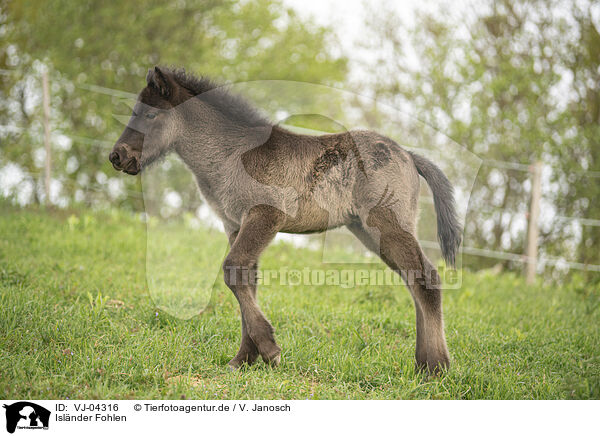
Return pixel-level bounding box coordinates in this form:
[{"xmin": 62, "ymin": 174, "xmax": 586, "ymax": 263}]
[{"xmin": 409, "ymin": 151, "xmax": 462, "ymax": 267}]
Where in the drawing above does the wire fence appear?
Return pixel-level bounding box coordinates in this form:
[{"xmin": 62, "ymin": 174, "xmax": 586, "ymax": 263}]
[
  {"xmin": 2, "ymin": 122, "xmax": 600, "ymax": 274},
  {"xmin": 420, "ymin": 240, "xmax": 600, "ymax": 272}
]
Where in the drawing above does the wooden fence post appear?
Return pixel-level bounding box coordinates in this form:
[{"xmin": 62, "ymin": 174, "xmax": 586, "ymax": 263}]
[
  {"xmin": 42, "ymin": 69, "xmax": 52, "ymax": 205},
  {"xmin": 526, "ymin": 161, "xmax": 542, "ymax": 284}
]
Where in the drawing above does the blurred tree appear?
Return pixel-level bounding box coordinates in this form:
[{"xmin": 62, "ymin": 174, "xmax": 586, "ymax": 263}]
[
  {"xmin": 551, "ymin": 1, "xmax": 600, "ymax": 268},
  {"xmin": 358, "ymin": 0, "xmax": 600, "ymax": 273},
  {"xmin": 0, "ymin": 0, "xmax": 347, "ymax": 209}
]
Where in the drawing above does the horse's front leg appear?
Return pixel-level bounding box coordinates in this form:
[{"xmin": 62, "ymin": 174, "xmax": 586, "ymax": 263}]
[
  {"xmin": 222, "ymin": 206, "xmax": 284, "ymax": 368},
  {"xmin": 225, "ymin": 230, "xmax": 259, "ymax": 368}
]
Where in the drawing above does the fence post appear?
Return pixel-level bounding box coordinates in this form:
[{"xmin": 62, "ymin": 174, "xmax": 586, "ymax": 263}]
[
  {"xmin": 525, "ymin": 161, "xmax": 542, "ymax": 284},
  {"xmin": 42, "ymin": 69, "xmax": 52, "ymax": 205}
]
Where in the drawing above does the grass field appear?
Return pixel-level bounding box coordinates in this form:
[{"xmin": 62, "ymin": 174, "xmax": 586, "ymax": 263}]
[{"xmin": 1, "ymin": 205, "xmax": 599, "ymax": 399}]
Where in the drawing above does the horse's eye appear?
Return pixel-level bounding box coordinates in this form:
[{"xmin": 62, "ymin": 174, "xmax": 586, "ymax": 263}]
[{"xmin": 146, "ymin": 113, "xmax": 156, "ymax": 119}]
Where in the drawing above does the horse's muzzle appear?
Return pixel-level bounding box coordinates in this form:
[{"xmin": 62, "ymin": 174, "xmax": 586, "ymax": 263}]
[{"xmin": 109, "ymin": 145, "xmax": 140, "ymax": 175}]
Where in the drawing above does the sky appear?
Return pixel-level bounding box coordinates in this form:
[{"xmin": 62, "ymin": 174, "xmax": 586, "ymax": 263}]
[
  {"xmin": 282, "ymin": 0, "xmax": 454, "ymax": 40},
  {"xmin": 282, "ymin": 0, "xmax": 418, "ymax": 75},
  {"xmin": 280, "ymin": 0, "xmax": 477, "ymax": 91}
]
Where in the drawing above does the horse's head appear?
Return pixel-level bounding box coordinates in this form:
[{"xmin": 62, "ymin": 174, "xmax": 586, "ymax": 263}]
[{"xmin": 109, "ymin": 66, "xmax": 190, "ymax": 175}]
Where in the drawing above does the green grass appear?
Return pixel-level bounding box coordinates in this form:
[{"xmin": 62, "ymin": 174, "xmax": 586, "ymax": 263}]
[{"xmin": 0, "ymin": 205, "xmax": 598, "ymax": 399}]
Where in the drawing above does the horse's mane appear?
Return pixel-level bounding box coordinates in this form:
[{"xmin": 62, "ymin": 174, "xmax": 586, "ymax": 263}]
[{"xmin": 166, "ymin": 67, "xmax": 272, "ymax": 128}]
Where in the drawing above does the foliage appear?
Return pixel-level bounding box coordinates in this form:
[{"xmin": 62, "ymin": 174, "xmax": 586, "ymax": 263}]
[
  {"xmin": 358, "ymin": 0, "xmax": 600, "ymax": 273},
  {"xmin": 0, "ymin": 0, "xmax": 347, "ymax": 208}
]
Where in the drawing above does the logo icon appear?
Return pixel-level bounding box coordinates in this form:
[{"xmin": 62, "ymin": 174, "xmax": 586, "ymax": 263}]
[{"xmin": 3, "ymin": 402, "xmax": 50, "ymax": 434}]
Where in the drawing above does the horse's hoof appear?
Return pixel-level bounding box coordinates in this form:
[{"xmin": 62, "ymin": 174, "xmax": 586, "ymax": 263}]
[
  {"xmin": 269, "ymin": 353, "xmax": 281, "ymax": 367},
  {"xmin": 416, "ymin": 357, "xmax": 450, "ymax": 377},
  {"xmin": 227, "ymin": 360, "xmax": 242, "ymax": 371},
  {"xmin": 262, "ymin": 350, "xmax": 281, "ymax": 367}
]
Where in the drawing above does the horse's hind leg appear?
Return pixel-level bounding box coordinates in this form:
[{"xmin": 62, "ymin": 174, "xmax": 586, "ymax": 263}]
[
  {"xmin": 223, "ymin": 205, "xmax": 284, "ymax": 369},
  {"xmin": 347, "ymin": 210, "xmax": 450, "ymax": 374}
]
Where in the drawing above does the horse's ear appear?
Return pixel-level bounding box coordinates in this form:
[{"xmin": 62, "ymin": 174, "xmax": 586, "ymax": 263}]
[{"xmin": 146, "ymin": 66, "xmax": 172, "ymax": 98}]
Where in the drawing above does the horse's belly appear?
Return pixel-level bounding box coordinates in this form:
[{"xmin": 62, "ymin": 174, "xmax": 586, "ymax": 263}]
[{"xmin": 280, "ymin": 193, "xmax": 348, "ymax": 234}]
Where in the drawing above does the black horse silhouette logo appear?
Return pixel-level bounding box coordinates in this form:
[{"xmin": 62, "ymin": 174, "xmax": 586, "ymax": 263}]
[{"xmin": 3, "ymin": 402, "xmax": 50, "ymax": 433}]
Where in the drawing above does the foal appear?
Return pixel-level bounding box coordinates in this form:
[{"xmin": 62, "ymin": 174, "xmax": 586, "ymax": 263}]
[{"xmin": 110, "ymin": 67, "xmax": 461, "ymax": 374}]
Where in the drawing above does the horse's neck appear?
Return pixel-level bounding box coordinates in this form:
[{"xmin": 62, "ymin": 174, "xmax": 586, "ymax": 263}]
[{"xmin": 175, "ymin": 121, "xmax": 273, "ymax": 186}]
